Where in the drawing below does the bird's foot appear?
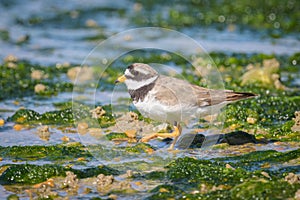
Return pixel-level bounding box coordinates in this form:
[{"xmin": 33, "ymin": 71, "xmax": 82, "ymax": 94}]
[{"xmin": 140, "ymin": 125, "xmax": 182, "ymax": 149}]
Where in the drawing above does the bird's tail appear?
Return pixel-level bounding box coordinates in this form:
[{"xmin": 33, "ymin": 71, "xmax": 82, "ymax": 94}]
[{"xmin": 225, "ymin": 91, "xmax": 257, "ymax": 102}]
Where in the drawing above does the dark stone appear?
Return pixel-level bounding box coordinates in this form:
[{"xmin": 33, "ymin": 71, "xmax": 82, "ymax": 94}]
[{"xmin": 219, "ymin": 131, "xmax": 260, "ymax": 145}]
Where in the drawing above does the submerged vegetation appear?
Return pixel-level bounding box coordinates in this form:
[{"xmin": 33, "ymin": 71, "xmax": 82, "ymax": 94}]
[
  {"xmin": 0, "ymin": 0, "xmax": 300, "ymax": 198},
  {"xmin": 132, "ymin": 0, "xmax": 300, "ymax": 37},
  {"xmin": 0, "ymin": 51, "xmax": 299, "ymax": 199}
]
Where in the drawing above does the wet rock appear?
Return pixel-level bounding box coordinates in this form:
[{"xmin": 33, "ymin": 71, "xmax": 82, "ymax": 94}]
[
  {"xmin": 124, "ymin": 130, "xmax": 137, "ymax": 139},
  {"xmin": 85, "ymin": 19, "xmax": 98, "ymax": 27},
  {"xmin": 128, "ymin": 111, "xmax": 138, "ymax": 121},
  {"xmin": 219, "ymin": 131, "xmax": 260, "ymax": 145},
  {"xmin": 28, "ymin": 184, "xmax": 57, "ymax": 199},
  {"xmin": 13, "ymin": 124, "xmax": 24, "ymax": 131},
  {"xmin": 261, "ymin": 171, "xmax": 271, "ymax": 179},
  {"xmin": 67, "ymin": 66, "xmax": 94, "ymax": 82},
  {"xmin": 33, "ymin": 178, "xmax": 55, "ymax": 188},
  {"xmin": 187, "ymin": 131, "xmax": 264, "ymax": 148},
  {"xmin": 295, "ymin": 189, "xmax": 300, "ymax": 200},
  {"xmin": 61, "ymin": 136, "xmax": 70, "ymax": 142},
  {"xmin": 108, "ymin": 194, "xmax": 118, "ymax": 200},
  {"xmin": 126, "ymin": 170, "xmax": 133, "ymax": 178},
  {"xmin": 111, "ymin": 111, "xmax": 155, "ymax": 138},
  {"xmin": 246, "ymin": 117, "xmax": 257, "ymax": 124},
  {"xmin": 0, "ymin": 118, "xmax": 4, "ymax": 126},
  {"xmin": 4, "ymin": 54, "xmax": 18, "ymax": 63},
  {"xmin": 96, "ymin": 174, "xmax": 114, "ymax": 189},
  {"xmin": 16, "ymin": 34, "xmax": 30, "ymax": 44},
  {"xmin": 241, "ymin": 58, "xmax": 287, "ymax": 89},
  {"xmin": 90, "ymin": 106, "xmax": 106, "ymax": 119},
  {"xmin": 34, "ymin": 83, "xmax": 46, "ymax": 93},
  {"xmin": 225, "ymin": 164, "xmax": 235, "ymax": 170},
  {"xmin": 77, "ymin": 122, "xmax": 89, "ymax": 134},
  {"xmin": 6, "ymin": 62, "xmax": 17, "ymax": 69},
  {"xmin": 285, "ymin": 173, "xmax": 300, "ymax": 184},
  {"xmin": 292, "ymin": 111, "xmax": 300, "ymax": 132},
  {"xmin": 37, "ymin": 125, "xmax": 51, "ymax": 141},
  {"xmin": 185, "ymin": 133, "xmax": 206, "ymax": 148},
  {"xmin": 63, "ymin": 171, "xmax": 79, "ymax": 189},
  {"xmin": 31, "ymin": 70, "xmax": 47, "ymax": 80}
]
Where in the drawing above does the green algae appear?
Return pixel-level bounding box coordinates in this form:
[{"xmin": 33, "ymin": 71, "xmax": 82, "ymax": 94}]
[
  {"xmin": 166, "ymin": 157, "xmax": 257, "ymax": 186},
  {"xmin": 0, "ymin": 143, "xmax": 92, "ymax": 161},
  {"xmin": 215, "ymin": 148, "xmax": 300, "ymax": 170},
  {"xmin": 125, "ymin": 143, "xmax": 154, "ymax": 153},
  {"xmin": 8, "ymin": 104, "xmax": 115, "ymax": 127},
  {"xmin": 219, "ymin": 95, "xmax": 300, "ymax": 141},
  {"xmin": 230, "ymin": 179, "xmax": 299, "ymax": 200},
  {"xmin": 0, "ymin": 164, "xmax": 65, "ymax": 185},
  {"xmin": 147, "ymin": 185, "xmax": 184, "ymax": 200},
  {"xmin": 8, "ymin": 108, "xmax": 76, "ymax": 125},
  {"xmin": 0, "ymin": 61, "xmax": 73, "ymax": 100},
  {"xmin": 131, "ymin": 0, "xmax": 300, "ymax": 37},
  {"xmin": 0, "ymin": 164, "xmax": 118, "ymax": 185},
  {"xmin": 106, "ymin": 132, "xmax": 128, "ymax": 141},
  {"xmin": 147, "ymin": 156, "xmax": 299, "ymax": 199}
]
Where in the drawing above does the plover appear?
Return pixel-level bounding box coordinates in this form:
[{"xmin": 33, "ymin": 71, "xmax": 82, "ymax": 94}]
[{"xmin": 115, "ymin": 63, "xmax": 256, "ymax": 149}]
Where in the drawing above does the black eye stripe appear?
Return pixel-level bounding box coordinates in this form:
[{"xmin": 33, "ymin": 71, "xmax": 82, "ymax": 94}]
[
  {"xmin": 127, "ymin": 65, "xmax": 141, "ymax": 76},
  {"xmin": 127, "ymin": 64, "xmax": 134, "ymax": 70}
]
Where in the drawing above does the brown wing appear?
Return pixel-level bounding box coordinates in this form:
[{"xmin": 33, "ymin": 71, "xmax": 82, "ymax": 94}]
[{"xmin": 153, "ymin": 75, "xmax": 256, "ymax": 107}]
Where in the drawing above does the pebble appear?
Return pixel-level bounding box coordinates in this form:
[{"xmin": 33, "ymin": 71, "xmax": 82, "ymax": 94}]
[
  {"xmin": 77, "ymin": 157, "xmax": 86, "ymax": 162},
  {"xmin": 124, "ymin": 130, "xmax": 137, "ymax": 138},
  {"xmin": 33, "ymin": 178, "xmax": 55, "ymax": 189},
  {"xmin": 90, "ymin": 106, "xmax": 106, "ymax": 119},
  {"xmin": 13, "ymin": 124, "xmax": 23, "ymax": 131},
  {"xmin": 34, "ymin": 83, "xmax": 46, "ymax": 93},
  {"xmin": 108, "ymin": 194, "xmax": 118, "ymax": 200},
  {"xmin": 261, "ymin": 171, "xmax": 271, "ymax": 179},
  {"xmin": 285, "ymin": 173, "xmax": 300, "ymax": 184},
  {"xmin": 292, "ymin": 111, "xmax": 300, "ymax": 132},
  {"xmin": 67, "ymin": 66, "xmax": 94, "ymax": 82},
  {"xmin": 61, "ymin": 136, "xmax": 70, "ymax": 142},
  {"xmin": 225, "ymin": 163, "xmax": 235, "ymax": 170},
  {"xmin": 247, "ymin": 117, "xmax": 257, "ymax": 124},
  {"xmin": 295, "ymin": 189, "xmax": 300, "ymax": 199},
  {"xmin": 0, "ymin": 119, "xmax": 4, "ymax": 126},
  {"xmin": 31, "ymin": 70, "xmax": 47, "ymax": 80},
  {"xmin": 63, "ymin": 171, "xmax": 79, "ymax": 189},
  {"xmin": 4, "ymin": 54, "xmax": 18, "ymax": 63},
  {"xmin": 77, "ymin": 122, "xmax": 89, "ymax": 131},
  {"xmin": 85, "ymin": 19, "xmax": 98, "ymax": 27}
]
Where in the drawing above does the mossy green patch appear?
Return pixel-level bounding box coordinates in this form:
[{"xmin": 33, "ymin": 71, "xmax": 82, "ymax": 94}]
[
  {"xmin": 0, "ymin": 143, "xmax": 92, "ymax": 161},
  {"xmin": 0, "ymin": 164, "xmax": 65, "ymax": 185},
  {"xmin": 0, "ymin": 61, "xmax": 73, "ymax": 100},
  {"xmin": 8, "ymin": 104, "xmax": 115, "ymax": 127},
  {"xmin": 166, "ymin": 157, "xmax": 258, "ymax": 186},
  {"xmin": 131, "ymin": 0, "xmax": 300, "ymax": 37},
  {"xmin": 125, "ymin": 143, "xmax": 154, "ymax": 153},
  {"xmin": 0, "ymin": 164, "xmax": 119, "ymax": 185},
  {"xmin": 215, "ymin": 148, "xmax": 300, "ymax": 171},
  {"xmin": 230, "ymin": 179, "xmax": 299, "ymax": 199},
  {"xmin": 147, "ymin": 185, "xmax": 184, "ymax": 200},
  {"xmin": 219, "ymin": 95, "xmax": 300, "ymax": 140},
  {"xmin": 106, "ymin": 132, "xmax": 128, "ymax": 141}
]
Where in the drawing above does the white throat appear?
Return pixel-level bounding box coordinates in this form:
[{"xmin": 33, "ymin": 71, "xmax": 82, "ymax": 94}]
[{"xmin": 125, "ymin": 76, "xmax": 158, "ymax": 90}]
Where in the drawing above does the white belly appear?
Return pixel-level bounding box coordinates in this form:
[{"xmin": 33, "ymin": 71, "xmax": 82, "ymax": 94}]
[
  {"xmin": 134, "ymin": 94, "xmax": 203, "ymax": 123},
  {"xmin": 133, "ymin": 93, "xmax": 228, "ymax": 124}
]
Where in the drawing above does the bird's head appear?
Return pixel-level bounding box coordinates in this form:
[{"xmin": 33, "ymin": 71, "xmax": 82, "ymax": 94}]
[{"xmin": 115, "ymin": 63, "xmax": 159, "ymax": 90}]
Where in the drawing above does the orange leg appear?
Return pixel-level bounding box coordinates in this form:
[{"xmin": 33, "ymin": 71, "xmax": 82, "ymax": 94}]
[{"xmin": 140, "ymin": 124, "xmax": 182, "ymax": 149}]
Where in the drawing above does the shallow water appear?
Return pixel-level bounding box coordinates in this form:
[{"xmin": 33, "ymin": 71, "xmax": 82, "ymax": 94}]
[
  {"xmin": 1, "ymin": 0, "xmax": 300, "ymax": 65},
  {"xmin": 1, "ymin": 1, "xmax": 300, "ymax": 199}
]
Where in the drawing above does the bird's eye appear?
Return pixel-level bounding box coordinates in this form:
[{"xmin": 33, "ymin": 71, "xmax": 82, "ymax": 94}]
[{"xmin": 127, "ymin": 65, "xmax": 133, "ymax": 70}]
